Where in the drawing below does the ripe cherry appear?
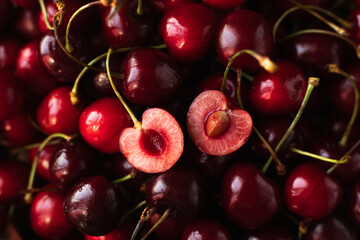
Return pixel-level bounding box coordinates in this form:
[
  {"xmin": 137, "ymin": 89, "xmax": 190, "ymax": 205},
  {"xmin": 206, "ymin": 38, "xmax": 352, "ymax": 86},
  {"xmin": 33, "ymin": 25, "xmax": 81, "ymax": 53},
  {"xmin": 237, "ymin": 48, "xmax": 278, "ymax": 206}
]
[
  {"xmin": 181, "ymin": 219, "xmax": 231, "ymax": 240},
  {"xmin": 29, "ymin": 144, "xmax": 58, "ymax": 182},
  {"xmin": 15, "ymin": 8, "xmax": 42, "ymax": 40},
  {"xmin": 0, "ymin": 36, "xmax": 22, "ymax": 69},
  {"xmin": 148, "ymin": 213, "xmax": 186, "ymax": 239}
]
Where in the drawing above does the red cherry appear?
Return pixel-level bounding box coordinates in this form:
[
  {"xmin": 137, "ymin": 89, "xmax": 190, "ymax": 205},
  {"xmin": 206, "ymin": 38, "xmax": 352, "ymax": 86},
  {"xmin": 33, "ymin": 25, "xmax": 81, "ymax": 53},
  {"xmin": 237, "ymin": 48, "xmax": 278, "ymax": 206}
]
[
  {"xmin": 159, "ymin": 3, "xmax": 217, "ymax": 63},
  {"xmin": 202, "ymin": 0, "xmax": 245, "ymax": 9},
  {"xmin": 120, "ymin": 108, "xmax": 184, "ymax": 173},
  {"xmin": 148, "ymin": 213, "xmax": 185, "ymax": 239},
  {"xmin": 0, "ymin": 36, "xmax": 22, "ymax": 69},
  {"xmin": 28, "ymin": 144, "xmax": 58, "ymax": 182},
  {"xmin": 79, "ymin": 97, "xmax": 132, "ymax": 154},
  {"xmin": 15, "ymin": 8, "xmax": 42, "ymax": 40},
  {"xmin": 284, "ymin": 162, "xmax": 342, "ymax": 219},
  {"xmin": 187, "ymin": 90, "xmax": 252, "ymax": 156},
  {"xmin": 36, "ymin": 86, "xmax": 83, "ymax": 135},
  {"xmin": 84, "ymin": 222, "xmax": 134, "ymax": 240},
  {"xmin": 180, "ymin": 219, "xmax": 231, "ymax": 240},
  {"xmin": 249, "ymin": 60, "xmax": 307, "ymax": 115}
]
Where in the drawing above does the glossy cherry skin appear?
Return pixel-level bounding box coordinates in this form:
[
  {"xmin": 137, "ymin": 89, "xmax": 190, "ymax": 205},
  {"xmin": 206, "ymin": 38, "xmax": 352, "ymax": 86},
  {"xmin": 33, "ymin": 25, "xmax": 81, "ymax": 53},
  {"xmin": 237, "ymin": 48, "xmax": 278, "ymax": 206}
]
[
  {"xmin": 284, "ymin": 162, "xmax": 342, "ymax": 219},
  {"xmin": 0, "ymin": 69, "xmax": 25, "ymax": 121},
  {"xmin": 181, "ymin": 219, "xmax": 231, "ymax": 240},
  {"xmin": 146, "ymin": 168, "xmax": 205, "ymax": 221},
  {"xmin": 79, "ymin": 97, "xmax": 132, "ymax": 154},
  {"xmin": 149, "ymin": 0, "xmax": 195, "ymax": 13},
  {"xmin": 16, "ymin": 40, "xmax": 59, "ymax": 95},
  {"xmin": 29, "ymin": 144, "xmax": 58, "ymax": 182},
  {"xmin": 30, "ymin": 186, "xmax": 74, "ymax": 240},
  {"xmin": 64, "ymin": 175, "xmax": 123, "ymax": 236},
  {"xmin": 216, "ymin": 9, "xmax": 273, "ymax": 72},
  {"xmin": 249, "ymin": 60, "xmax": 307, "ymax": 115},
  {"xmin": 121, "ymin": 48, "xmax": 183, "ymax": 105},
  {"xmin": 348, "ymin": 180, "xmax": 360, "ymax": 227},
  {"xmin": 49, "ymin": 139, "xmax": 97, "ymax": 190},
  {"xmin": 159, "ymin": 3, "xmax": 217, "ymax": 63},
  {"xmin": 39, "ymin": 32, "xmax": 89, "ymax": 82},
  {"xmin": 221, "ymin": 163, "xmax": 282, "ymax": 229},
  {"xmin": 0, "ymin": 36, "xmax": 22, "ymax": 69},
  {"xmin": 37, "ymin": 86, "xmax": 83, "ymax": 135},
  {"xmin": 102, "ymin": 1, "xmax": 155, "ymax": 49},
  {"xmin": 15, "ymin": 8, "xmax": 42, "ymax": 40},
  {"xmin": 0, "ymin": 160, "xmax": 29, "ymax": 205}
]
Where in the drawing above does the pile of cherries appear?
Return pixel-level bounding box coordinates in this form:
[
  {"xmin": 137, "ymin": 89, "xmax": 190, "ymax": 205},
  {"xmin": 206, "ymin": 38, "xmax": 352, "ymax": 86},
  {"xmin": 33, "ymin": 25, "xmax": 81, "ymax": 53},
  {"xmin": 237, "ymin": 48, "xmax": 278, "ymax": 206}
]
[{"xmin": 0, "ymin": 0, "xmax": 360, "ymax": 239}]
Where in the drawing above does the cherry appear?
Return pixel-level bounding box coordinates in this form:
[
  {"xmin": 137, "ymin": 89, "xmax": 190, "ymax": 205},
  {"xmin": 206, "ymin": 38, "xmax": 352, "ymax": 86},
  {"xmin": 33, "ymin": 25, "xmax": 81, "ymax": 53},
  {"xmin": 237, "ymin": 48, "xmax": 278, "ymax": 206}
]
[
  {"xmin": 64, "ymin": 175, "xmax": 123, "ymax": 236},
  {"xmin": 348, "ymin": 7, "xmax": 360, "ymax": 44},
  {"xmin": 120, "ymin": 108, "xmax": 184, "ymax": 173},
  {"xmin": 39, "ymin": 31, "xmax": 89, "ymax": 82},
  {"xmin": 0, "ymin": 36, "xmax": 22, "ymax": 69},
  {"xmin": 11, "ymin": 0, "xmax": 37, "ymax": 9},
  {"xmin": 148, "ymin": 213, "xmax": 185, "ymax": 239},
  {"xmin": 159, "ymin": 3, "xmax": 217, "ymax": 63},
  {"xmin": 16, "ymin": 40, "xmax": 60, "ymax": 95},
  {"xmin": 102, "ymin": 0, "xmax": 156, "ymax": 49},
  {"xmin": 84, "ymin": 221, "xmax": 134, "ymax": 240},
  {"xmin": 348, "ymin": 180, "xmax": 360, "ymax": 228},
  {"xmin": 0, "ymin": 69, "xmax": 25, "ymax": 121},
  {"xmin": 79, "ymin": 97, "xmax": 132, "ymax": 154},
  {"xmin": 28, "ymin": 144, "xmax": 58, "ymax": 182},
  {"xmin": 221, "ymin": 163, "xmax": 282, "ymax": 229},
  {"xmin": 239, "ymin": 221, "xmax": 297, "ymax": 240},
  {"xmin": 216, "ymin": 9, "xmax": 273, "ymax": 72},
  {"xmin": 284, "ymin": 162, "xmax": 342, "ymax": 219},
  {"xmin": 249, "ymin": 60, "xmax": 307, "ymax": 115},
  {"xmin": 180, "ymin": 219, "xmax": 231, "ymax": 240},
  {"xmin": 15, "ymin": 8, "xmax": 42, "ymax": 40},
  {"xmin": 36, "ymin": 86, "xmax": 83, "ymax": 135},
  {"xmin": 121, "ymin": 48, "xmax": 183, "ymax": 105},
  {"xmin": 0, "ymin": 160, "xmax": 29, "ymax": 205},
  {"xmin": 186, "ymin": 90, "xmax": 253, "ymax": 156},
  {"xmin": 149, "ymin": 0, "xmax": 195, "ymax": 13},
  {"xmin": 324, "ymin": 116, "xmax": 360, "ymax": 142},
  {"xmin": 30, "ymin": 186, "xmax": 74, "ymax": 240}
]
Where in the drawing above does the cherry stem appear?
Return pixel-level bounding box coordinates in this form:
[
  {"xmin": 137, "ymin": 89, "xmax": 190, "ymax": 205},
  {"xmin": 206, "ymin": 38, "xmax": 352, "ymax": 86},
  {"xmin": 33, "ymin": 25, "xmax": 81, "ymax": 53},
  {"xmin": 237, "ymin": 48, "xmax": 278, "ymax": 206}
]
[
  {"xmin": 131, "ymin": 206, "xmax": 156, "ymax": 240},
  {"xmin": 280, "ymin": 29, "xmax": 360, "ymax": 59},
  {"xmin": 1, "ymin": 203, "xmax": 15, "ymax": 238},
  {"xmin": 24, "ymin": 133, "xmax": 75, "ymax": 204},
  {"xmin": 120, "ymin": 200, "xmax": 146, "ymax": 223},
  {"xmin": 10, "ymin": 139, "xmax": 62, "ymax": 155},
  {"xmin": 137, "ymin": 0, "xmax": 143, "ymax": 15},
  {"xmin": 108, "ymin": 0, "xmax": 126, "ymax": 20},
  {"xmin": 262, "ymin": 77, "xmax": 320, "ymax": 174},
  {"xmin": 141, "ymin": 208, "xmax": 170, "ymax": 240},
  {"xmin": 327, "ymin": 139, "xmax": 360, "ymax": 174},
  {"xmin": 290, "ymin": 147, "xmax": 349, "ymax": 164},
  {"xmin": 236, "ymin": 69, "xmax": 244, "ymax": 109},
  {"xmin": 222, "ymin": 49, "xmax": 278, "ymax": 93},
  {"xmin": 112, "ymin": 171, "xmax": 137, "ymax": 184},
  {"xmin": 38, "ymin": 0, "xmax": 54, "ymax": 30},
  {"xmin": 70, "ymin": 44, "xmax": 166, "ymax": 105},
  {"xmin": 106, "ymin": 48, "xmax": 142, "ymax": 130},
  {"xmin": 325, "ymin": 64, "xmax": 359, "ymax": 147},
  {"xmin": 65, "ymin": 1, "xmax": 102, "ymax": 53}
]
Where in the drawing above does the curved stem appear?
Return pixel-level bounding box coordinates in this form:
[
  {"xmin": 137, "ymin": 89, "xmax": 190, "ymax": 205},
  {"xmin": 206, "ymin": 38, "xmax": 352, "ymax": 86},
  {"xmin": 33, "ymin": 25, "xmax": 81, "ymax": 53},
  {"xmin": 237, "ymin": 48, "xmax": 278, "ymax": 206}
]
[
  {"xmin": 65, "ymin": 1, "xmax": 102, "ymax": 52},
  {"xmin": 327, "ymin": 139, "xmax": 360, "ymax": 174},
  {"xmin": 106, "ymin": 48, "xmax": 142, "ymax": 130},
  {"xmin": 113, "ymin": 171, "xmax": 137, "ymax": 184},
  {"xmin": 137, "ymin": 0, "xmax": 143, "ymax": 15},
  {"xmin": 24, "ymin": 133, "xmax": 75, "ymax": 204},
  {"xmin": 262, "ymin": 77, "xmax": 320, "ymax": 174},
  {"xmin": 10, "ymin": 140, "xmax": 62, "ymax": 155},
  {"xmin": 131, "ymin": 206, "xmax": 156, "ymax": 240},
  {"xmin": 141, "ymin": 208, "xmax": 170, "ymax": 240},
  {"xmin": 38, "ymin": 0, "xmax": 54, "ymax": 30},
  {"xmin": 236, "ymin": 69, "xmax": 244, "ymax": 109},
  {"xmin": 291, "ymin": 147, "xmax": 349, "ymax": 164},
  {"xmin": 120, "ymin": 200, "xmax": 146, "ymax": 223}
]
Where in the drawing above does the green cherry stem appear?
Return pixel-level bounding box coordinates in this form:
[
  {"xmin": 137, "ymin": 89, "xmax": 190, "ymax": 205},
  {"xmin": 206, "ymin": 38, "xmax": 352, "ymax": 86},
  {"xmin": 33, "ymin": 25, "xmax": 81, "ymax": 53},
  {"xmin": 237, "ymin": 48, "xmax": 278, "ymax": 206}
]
[
  {"xmin": 106, "ymin": 48, "xmax": 142, "ymax": 130},
  {"xmin": 137, "ymin": 0, "xmax": 143, "ymax": 15},
  {"xmin": 326, "ymin": 64, "xmax": 359, "ymax": 147},
  {"xmin": 131, "ymin": 206, "xmax": 156, "ymax": 240},
  {"xmin": 327, "ymin": 139, "xmax": 360, "ymax": 174},
  {"xmin": 112, "ymin": 171, "xmax": 137, "ymax": 185},
  {"xmin": 120, "ymin": 200, "xmax": 147, "ymax": 223},
  {"xmin": 24, "ymin": 133, "xmax": 76, "ymax": 204},
  {"xmin": 141, "ymin": 208, "xmax": 171, "ymax": 240},
  {"xmin": 38, "ymin": 0, "xmax": 54, "ymax": 31},
  {"xmin": 290, "ymin": 147, "xmax": 349, "ymax": 164},
  {"xmin": 10, "ymin": 139, "xmax": 62, "ymax": 155},
  {"xmin": 262, "ymin": 77, "xmax": 320, "ymax": 174}
]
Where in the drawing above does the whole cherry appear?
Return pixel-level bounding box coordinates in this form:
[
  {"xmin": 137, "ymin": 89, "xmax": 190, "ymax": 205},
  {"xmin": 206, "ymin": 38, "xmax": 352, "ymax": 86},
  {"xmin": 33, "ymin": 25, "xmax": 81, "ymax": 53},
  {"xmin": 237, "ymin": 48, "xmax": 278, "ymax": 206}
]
[
  {"xmin": 29, "ymin": 144, "xmax": 58, "ymax": 182},
  {"xmin": 180, "ymin": 219, "xmax": 232, "ymax": 240}
]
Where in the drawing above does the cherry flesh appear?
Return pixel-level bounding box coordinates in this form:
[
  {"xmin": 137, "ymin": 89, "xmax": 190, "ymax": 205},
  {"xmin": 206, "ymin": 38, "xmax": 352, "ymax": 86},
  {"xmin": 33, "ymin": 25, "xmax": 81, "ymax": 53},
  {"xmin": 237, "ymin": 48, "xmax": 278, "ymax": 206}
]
[{"xmin": 180, "ymin": 219, "xmax": 231, "ymax": 240}]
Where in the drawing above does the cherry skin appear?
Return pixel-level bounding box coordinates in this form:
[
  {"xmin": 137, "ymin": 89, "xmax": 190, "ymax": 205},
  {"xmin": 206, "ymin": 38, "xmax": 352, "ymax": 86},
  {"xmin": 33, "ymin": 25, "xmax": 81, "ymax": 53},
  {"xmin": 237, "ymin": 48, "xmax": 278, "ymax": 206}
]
[
  {"xmin": 187, "ymin": 90, "xmax": 253, "ymax": 156},
  {"xmin": 79, "ymin": 97, "xmax": 132, "ymax": 154},
  {"xmin": 29, "ymin": 144, "xmax": 58, "ymax": 182},
  {"xmin": 348, "ymin": 180, "xmax": 360, "ymax": 228},
  {"xmin": 249, "ymin": 60, "xmax": 307, "ymax": 115},
  {"xmin": 284, "ymin": 162, "xmax": 342, "ymax": 219},
  {"xmin": 149, "ymin": 0, "xmax": 195, "ymax": 13},
  {"xmin": 36, "ymin": 86, "xmax": 83, "ymax": 135},
  {"xmin": 216, "ymin": 9, "xmax": 273, "ymax": 72},
  {"xmin": 15, "ymin": 8, "xmax": 42, "ymax": 40},
  {"xmin": 148, "ymin": 213, "xmax": 186, "ymax": 239},
  {"xmin": 64, "ymin": 175, "xmax": 123, "ymax": 236},
  {"xmin": 159, "ymin": 3, "xmax": 217, "ymax": 63},
  {"xmin": 102, "ymin": 0, "xmax": 155, "ymax": 49},
  {"xmin": 30, "ymin": 186, "xmax": 74, "ymax": 240},
  {"xmin": 84, "ymin": 221, "xmax": 134, "ymax": 240},
  {"xmin": 0, "ymin": 36, "xmax": 22, "ymax": 69},
  {"xmin": 121, "ymin": 48, "xmax": 183, "ymax": 105},
  {"xmin": 180, "ymin": 219, "xmax": 231, "ymax": 240},
  {"xmin": 120, "ymin": 108, "xmax": 184, "ymax": 173},
  {"xmin": 221, "ymin": 163, "xmax": 282, "ymax": 229}
]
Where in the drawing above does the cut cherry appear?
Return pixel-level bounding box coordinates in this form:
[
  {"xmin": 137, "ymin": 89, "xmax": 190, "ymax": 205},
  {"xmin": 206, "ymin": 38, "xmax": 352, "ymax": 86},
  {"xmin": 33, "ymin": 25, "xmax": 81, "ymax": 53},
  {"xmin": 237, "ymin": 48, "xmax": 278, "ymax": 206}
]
[{"xmin": 186, "ymin": 90, "xmax": 252, "ymax": 156}]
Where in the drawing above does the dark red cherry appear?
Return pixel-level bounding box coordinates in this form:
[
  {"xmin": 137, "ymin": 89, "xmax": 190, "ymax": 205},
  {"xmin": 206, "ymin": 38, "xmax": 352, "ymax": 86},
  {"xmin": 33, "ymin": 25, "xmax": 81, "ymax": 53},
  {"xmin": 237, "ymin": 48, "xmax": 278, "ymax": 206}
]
[
  {"xmin": 64, "ymin": 175, "xmax": 123, "ymax": 236},
  {"xmin": 15, "ymin": 8, "xmax": 42, "ymax": 40},
  {"xmin": 324, "ymin": 116, "xmax": 360, "ymax": 142},
  {"xmin": 0, "ymin": 36, "xmax": 22, "ymax": 69},
  {"xmin": 348, "ymin": 7, "xmax": 360, "ymax": 44},
  {"xmin": 84, "ymin": 221, "xmax": 134, "ymax": 240},
  {"xmin": 1, "ymin": 111, "xmax": 38, "ymax": 147},
  {"xmin": 29, "ymin": 144, "xmax": 58, "ymax": 182},
  {"xmin": 249, "ymin": 60, "xmax": 307, "ymax": 115},
  {"xmin": 0, "ymin": 69, "xmax": 25, "ymax": 121},
  {"xmin": 16, "ymin": 40, "xmax": 59, "ymax": 95},
  {"xmin": 239, "ymin": 221, "xmax": 297, "ymax": 240},
  {"xmin": 36, "ymin": 86, "xmax": 83, "ymax": 135},
  {"xmin": 121, "ymin": 48, "xmax": 182, "ymax": 105},
  {"xmin": 159, "ymin": 3, "xmax": 217, "ymax": 63},
  {"xmin": 49, "ymin": 139, "xmax": 97, "ymax": 190},
  {"xmin": 216, "ymin": 9, "xmax": 273, "ymax": 72},
  {"xmin": 30, "ymin": 186, "xmax": 74, "ymax": 240},
  {"xmin": 39, "ymin": 31, "xmax": 89, "ymax": 82},
  {"xmin": 148, "ymin": 213, "xmax": 185, "ymax": 239},
  {"xmin": 181, "ymin": 219, "xmax": 231, "ymax": 240},
  {"xmin": 348, "ymin": 180, "xmax": 360, "ymax": 228},
  {"xmin": 284, "ymin": 162, "xmax": 342, "ymax": 219},
  {"xmin": 102, "ymin": 0, "xmax": 155, "ymax": 49},
  {"xmin": 0, "ymin": 160, "xmax": 29, "ymax": 205},
  {"xmin": 11, "ymin": 0, "xmax": 37, "ymax": 9},
  {"xmin": 79, "ymin": 97, "xmax": 132, "ymax": 154},
  {"xmin": 221, "ymin": 163, "xmax": 282, "ymax": 229},
  {"xmin": 149, "ymin": 0, "xmax": 195, "ymax": 13}
]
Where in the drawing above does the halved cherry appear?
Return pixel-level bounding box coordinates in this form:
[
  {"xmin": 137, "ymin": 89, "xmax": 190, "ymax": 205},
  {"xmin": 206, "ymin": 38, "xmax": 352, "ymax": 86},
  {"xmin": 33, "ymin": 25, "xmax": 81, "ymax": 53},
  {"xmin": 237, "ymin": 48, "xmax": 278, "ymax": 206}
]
[
  {"xmin": 187, "ymin": 90, "xmax": 252, "ymax": 156},
  {"xmin": 119, "ymin": 108, "xmax": 184, "ymax": 174}
]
